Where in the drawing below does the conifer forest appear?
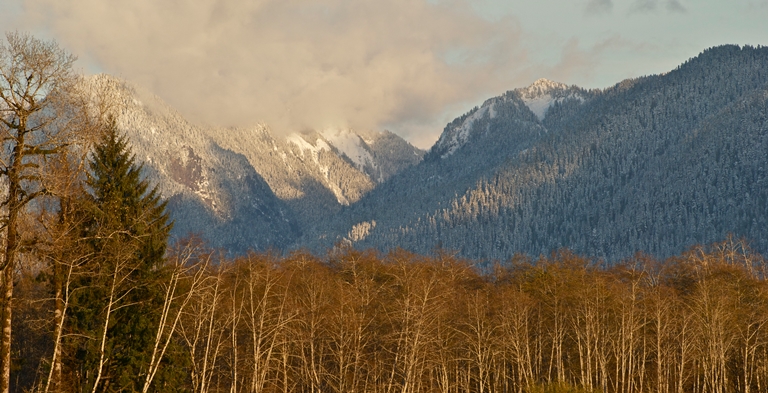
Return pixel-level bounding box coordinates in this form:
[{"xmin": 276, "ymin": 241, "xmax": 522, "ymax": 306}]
[{"xmin": 2, "ymin": 33, "xmax": 768, "ymax": 393}]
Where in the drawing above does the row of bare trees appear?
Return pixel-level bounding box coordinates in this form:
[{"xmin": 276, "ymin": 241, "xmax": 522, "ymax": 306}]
[
  {"xmin": 176, "ymin": 240, "xmax": 768, "ymax": 393},
  {"xmin": 19, "ymin": 237, "xmax": 765, "ymax": 393}
]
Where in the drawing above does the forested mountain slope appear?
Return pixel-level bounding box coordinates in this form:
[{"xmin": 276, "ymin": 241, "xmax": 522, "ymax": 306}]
[{"xmin": 310, "ymin": 45, "xmax": 768, "ymax": 261}]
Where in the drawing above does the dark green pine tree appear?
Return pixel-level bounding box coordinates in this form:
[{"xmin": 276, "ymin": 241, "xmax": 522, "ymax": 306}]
[
  {"xmin": 68, "ymin": 117, "xmax": 174, "ymax": 393},
  {"xmin": 87, "ymin": 118, "xmax": 172, "ymax": 269}
]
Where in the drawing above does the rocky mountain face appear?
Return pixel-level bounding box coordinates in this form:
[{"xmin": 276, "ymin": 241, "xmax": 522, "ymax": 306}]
[
  {"xmin": 311, "ymin": 45, "xmax": 768, "ymax": 261},
  {"xmin": 86, "ymin": 75, "xmax": 424, "ymax": 253}
]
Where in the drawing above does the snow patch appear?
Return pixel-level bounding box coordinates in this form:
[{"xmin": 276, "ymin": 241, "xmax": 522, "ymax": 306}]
[
  {"xmin": 520, "ymin": 78, "xmax": 568, "ymax": 98},
  {"xmin": 321, "ymin": 129, "xmax": 376, "ymax": 171},
  {"xmin": 287, "ymin": 133, "xmax": 350, "ymax": 205},
  {"xmin": 519, "ymin": 78, "xmax": 583, "ymax": 121},
  {"xmin": 522, "ymin": 95, "xmax": 557, "ymax": 120},
  {"xmin": 440, "ymin": 105, "xmax": 489, "ymax": 158},
  {"xmin": 347, "ymin": 220, "xmax": 376, "ymax": 242},
  {"xmin": 287, "ymin": 133, "xmax": 330, "ymax": 160}
]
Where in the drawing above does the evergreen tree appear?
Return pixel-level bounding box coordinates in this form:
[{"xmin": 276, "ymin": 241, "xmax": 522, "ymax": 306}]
[
  {"xmin": 68, "ymin": 117, "xmax": 173, "ymax": 393},
  {"xmin": 87, "ymin": 117, "xmax": 172, "ymax": 268}
]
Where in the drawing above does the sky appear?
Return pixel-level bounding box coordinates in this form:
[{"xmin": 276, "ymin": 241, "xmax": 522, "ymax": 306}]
[{"xmin": 1, "ymin": 0, "xmax": 766, "ymax": 148}]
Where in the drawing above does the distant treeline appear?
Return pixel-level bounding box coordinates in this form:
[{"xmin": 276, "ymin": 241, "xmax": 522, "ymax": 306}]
[{"xmin": 15, "ymin": 237, "xmax": 768, "ymax": 393}]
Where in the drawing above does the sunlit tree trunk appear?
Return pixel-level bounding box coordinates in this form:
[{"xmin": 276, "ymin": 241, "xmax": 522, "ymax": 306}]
[
  {"xmin": 244, "ymin": 255, "xmax": 290, "ymax": 393},
  {"xmin": 180, "ymin": 264, "xmax": 227, "ymax": 393},
  {"xmin": 141, "ymin": 242, "xmax": 211, "ymax": 393}
]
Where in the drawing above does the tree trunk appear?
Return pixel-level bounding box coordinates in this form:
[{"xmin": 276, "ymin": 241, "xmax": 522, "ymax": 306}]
[
  {"xmin": 45, "ymin": 256, "xmax": 75, "ymax": 393},
  {"xmin": 0, "ymin": 262, "xmax": 13, "ymax": 393},
  {"xmin": 0, "ymin": 142, "xmax": 22, "ymax": 393}
]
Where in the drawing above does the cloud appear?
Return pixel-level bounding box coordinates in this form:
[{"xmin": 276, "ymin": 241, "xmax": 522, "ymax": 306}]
[
  {"xmin": 666, "ymin": 0, "xmax": 686, "ymax": 13},
  {"xmin": 630, "ymin": 0, "xmax": 686, "ymax": 14},
  {"xmin": 545, "ymin": 35, "xmax": 654, "ymax": 85},
  {"xmin": 547, "ymin": 38, "xmax": 606, "ymax": 83},
  {"xmin": 630, "ymin": 0, "xmax": 657, "ymax": 13},
  {"xmin": 8, "ymin": 0, "xmax": 528, "ymax": 144},
  {"xmin": 585, "ymin": 0, "xmax": 613, "ymax": 14}
]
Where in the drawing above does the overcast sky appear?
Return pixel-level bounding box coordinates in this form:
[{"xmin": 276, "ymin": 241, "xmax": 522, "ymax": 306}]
[{"xmin": 2, "ymin": 0, "xmax": 766, "ymax": 148}]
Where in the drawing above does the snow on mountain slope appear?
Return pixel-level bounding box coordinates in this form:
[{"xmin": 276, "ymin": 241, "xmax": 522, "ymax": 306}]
[
  {"xmin": 284, "ymin": 131, "xmax": 362, "ymax": 206},
  {"xmin": 316, "ymin": 45, "xmax": 768, "ymax": 262},
  {"xmin": 82, "ymin": 45, "xmax": 768, "ymax": 260},
  {"xmin": 320, "ymin": 128, "xmax": 376, "ymax": 173},
  {"xmin": 436, "ymin": 105, "xmax": 491, "ymax": 158},
  {"xmin": 83, "ymin": 74, "xmax": 299, "ymax": 252},
  {"xmin": 518, "ymin": 78, "xmax": 567, "ymax": 119},
  {"xmin": 519, "ymin": 78, "xmax": 585, "ymax": 120},
  {"xmin": 81, "ymin": 74, "xmax": 424, "ymax": 250},
  {"xmin": 431, "ymin": 79, "xmax": 588, "ymax": 158},
  {"xmin": 287, "ymin": 133, "xmax": 332, "ymax": 159},
  {"xmin": 91, "ymin": 75, "xmax": 223, "ymax": 213},
  {"xmin": 318, "ymin": 128, "xmax": 425, "ymax": 183}
]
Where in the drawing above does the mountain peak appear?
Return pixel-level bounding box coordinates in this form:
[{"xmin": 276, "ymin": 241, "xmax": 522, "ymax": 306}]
[
  {"xmin": 516, "ymin": 79, "xmax": 582, "ymax": 120},
  {"xmin": 520, "ymin": 78, "xmax": 568, "ymax": 99}
]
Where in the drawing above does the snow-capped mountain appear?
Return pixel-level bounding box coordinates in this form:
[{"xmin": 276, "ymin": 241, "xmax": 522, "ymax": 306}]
[
  {"xmin": 518, "ymin": 78, "xmax": 586, "ymax": 120},
  {"xmin": 320, "ymin": 129, "xmax": 377, "ymax": 177},
  {"xmin": 310, "ymin": 45, "xmax": 768, "ymax": 261},
  {"xmin": 432, "ymin": 79, "xmax": 588, "ymax": 158},
  {"xmin": 320, "ymin": 128, "xmax": 421, "ymax": 183},
  {"xmin": 84, "ymin": 75, "xmax": 424, "ymax": 252}
]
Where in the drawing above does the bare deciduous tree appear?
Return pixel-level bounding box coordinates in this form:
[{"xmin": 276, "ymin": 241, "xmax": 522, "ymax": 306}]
[{"xmin": 0, "ymin": 31, "xmax": 91, "ymax": 393}]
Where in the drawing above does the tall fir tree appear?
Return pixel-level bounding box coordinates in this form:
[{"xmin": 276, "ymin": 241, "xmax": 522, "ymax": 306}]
[
  {"xmin": 67, "ymin": 117, "xmax": 173, "ymax": 393},
  {"xmin": 86, "ymin": 117, "xmax": 172, "ymax": 268}
]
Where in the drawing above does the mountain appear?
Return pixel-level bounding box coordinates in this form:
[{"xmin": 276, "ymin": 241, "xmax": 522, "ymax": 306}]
[
  {"xmin": 85, "ymin": 75, "xmax": 424, "ymax": 252},
  {"xmin": 309, "ymin": 45, "xmax": 768, "ymax": 261}
]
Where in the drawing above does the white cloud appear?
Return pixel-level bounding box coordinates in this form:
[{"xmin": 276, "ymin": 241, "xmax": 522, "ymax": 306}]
[
  {"xmin": 4, "ymin": 0, "xmax": 752, "ymax": 149},
  {"xmin": 7, "ymin": 0, "xmax": 528, "ymax": 145}
]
